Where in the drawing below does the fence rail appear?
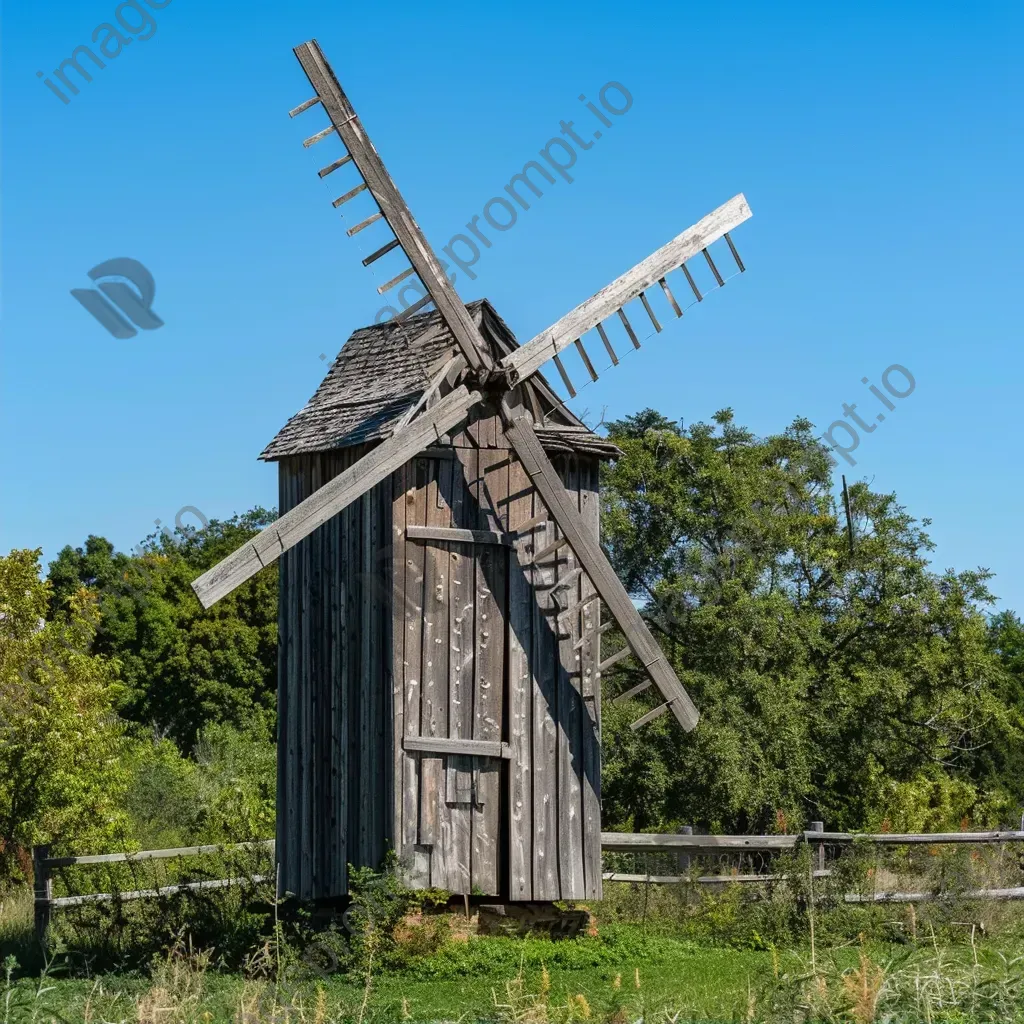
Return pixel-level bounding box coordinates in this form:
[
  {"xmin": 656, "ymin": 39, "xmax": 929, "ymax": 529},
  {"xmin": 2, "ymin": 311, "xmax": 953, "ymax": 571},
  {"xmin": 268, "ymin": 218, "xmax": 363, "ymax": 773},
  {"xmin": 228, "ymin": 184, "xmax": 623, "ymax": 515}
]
[
  {"xmin": 32, "ymin": 840, "xmax": 275, "ymax": 941},
  {"xmin": 32, "ymin": 827, "xmax": 1024, "ymax": 942}
]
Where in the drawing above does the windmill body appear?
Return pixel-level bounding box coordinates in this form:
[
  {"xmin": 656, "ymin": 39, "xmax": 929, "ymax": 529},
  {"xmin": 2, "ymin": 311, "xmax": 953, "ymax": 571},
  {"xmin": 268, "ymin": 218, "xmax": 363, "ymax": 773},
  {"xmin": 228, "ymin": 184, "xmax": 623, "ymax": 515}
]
[
  {"xmin": 193, "ymin": 39, "xmax": 753, "ymax": 904},
  {"xmin": 265, "ymin": 300, "xmax": 616, "ymax": 900}
]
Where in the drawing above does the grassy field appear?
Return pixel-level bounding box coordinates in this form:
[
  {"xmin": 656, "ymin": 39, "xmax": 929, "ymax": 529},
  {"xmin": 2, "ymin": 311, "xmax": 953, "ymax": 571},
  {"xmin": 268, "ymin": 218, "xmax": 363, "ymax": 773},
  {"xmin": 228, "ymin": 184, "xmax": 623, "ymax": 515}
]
[{"xmin": 4, "ymin": 883, "xmax": 1024, "ymax": 1023}]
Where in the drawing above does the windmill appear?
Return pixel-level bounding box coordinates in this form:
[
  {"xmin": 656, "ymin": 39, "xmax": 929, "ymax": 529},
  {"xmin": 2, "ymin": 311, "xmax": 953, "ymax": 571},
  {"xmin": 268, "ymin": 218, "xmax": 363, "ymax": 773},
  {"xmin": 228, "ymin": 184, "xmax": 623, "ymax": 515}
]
[{"xmin": 193, "ymin": 41, "xmax": 752, "ymax": 903}]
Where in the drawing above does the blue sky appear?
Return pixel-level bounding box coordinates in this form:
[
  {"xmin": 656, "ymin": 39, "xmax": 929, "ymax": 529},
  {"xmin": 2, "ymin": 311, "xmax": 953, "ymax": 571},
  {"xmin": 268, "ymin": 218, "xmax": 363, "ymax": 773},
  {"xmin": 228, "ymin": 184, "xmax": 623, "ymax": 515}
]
[{"xmin": 2, "ymin": 1, "xmax": 1022, "ymax": 611}]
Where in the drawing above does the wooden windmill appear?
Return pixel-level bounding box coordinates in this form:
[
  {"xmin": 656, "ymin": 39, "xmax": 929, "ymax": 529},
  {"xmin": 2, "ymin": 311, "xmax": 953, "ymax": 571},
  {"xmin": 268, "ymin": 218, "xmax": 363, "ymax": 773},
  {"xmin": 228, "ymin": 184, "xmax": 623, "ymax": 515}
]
[{"xmin": 193, "ymin": 41, "xmax": 752, "ymax": 904}]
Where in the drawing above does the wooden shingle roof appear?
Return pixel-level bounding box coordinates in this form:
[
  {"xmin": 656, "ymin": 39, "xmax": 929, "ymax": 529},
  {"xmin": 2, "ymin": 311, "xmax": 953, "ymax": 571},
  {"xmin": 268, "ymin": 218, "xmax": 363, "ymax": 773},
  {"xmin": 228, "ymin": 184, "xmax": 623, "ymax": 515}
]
[{"xmin": 260, "ymin": 299, "xmax": 620, "ymax": 462}]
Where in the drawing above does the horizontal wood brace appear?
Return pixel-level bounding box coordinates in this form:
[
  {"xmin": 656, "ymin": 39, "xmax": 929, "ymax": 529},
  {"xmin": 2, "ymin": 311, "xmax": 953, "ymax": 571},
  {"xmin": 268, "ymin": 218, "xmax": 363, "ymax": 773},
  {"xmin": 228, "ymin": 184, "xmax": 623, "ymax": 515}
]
[
  {"xmin": 347, "ymin": 210, "xmax": 384, "ymax": 236},
  {"xmin": 513, "ymin": 514, "xmax": 548, "ymax": 536},
  {"xmin": 538, "ymin": 567, "xmax": 582, "ymax": 593},
  {"xmin": 598, "ymin": 646, "xmax": 633, "ymax": 673},
  {"xmin": 601, "ymin": 832, "xmax": 800, "ymax": 852},
  {"xmin": 403, "ymin": 736, "xmax": 511, "ymax": 759},
  {"xmin": 559, "ymin": 590, "xmax": 601, "ymax": 620},
  {"xmin": 573, "ymin": 618, "xmax": 612, "ymax": 650},
  {"xmin": 630, "ymin": 702, "xmax": 670, "ymax": 730},
  {"xmin": 394, "ymin": 293, "xmax": 432, "ymax": 319},
  {"xmin": 288, "ymin": 96, "xmax": 320, "ymax": 117},
  {"xmin": 302, "ymin": 124, "xmax": 336, "ymax": 147},
  {"xmin": 318, "ymin": 154, "xmax": 352, "ymax": 177},
  {"xmin": 406, "ymin": 525, "xmax": 511, "ymax": 547},
  {"xmin": 529, "ymin": 535, "xmax": 570, "ymax": 564},
  {"xmin": 612, "ymin": 679, "xmax": 652, "ymax": 704},
  {"xmin": 333, "ymin": 182, "xmax": 368, "ymax": 206}
]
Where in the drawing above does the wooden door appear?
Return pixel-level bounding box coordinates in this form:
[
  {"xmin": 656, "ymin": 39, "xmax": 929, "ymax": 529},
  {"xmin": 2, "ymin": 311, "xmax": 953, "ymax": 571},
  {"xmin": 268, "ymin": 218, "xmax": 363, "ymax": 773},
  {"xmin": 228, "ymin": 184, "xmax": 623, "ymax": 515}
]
[{"xmin": 401, "ymin": 534, "xmax": 508, "ymax": 895}]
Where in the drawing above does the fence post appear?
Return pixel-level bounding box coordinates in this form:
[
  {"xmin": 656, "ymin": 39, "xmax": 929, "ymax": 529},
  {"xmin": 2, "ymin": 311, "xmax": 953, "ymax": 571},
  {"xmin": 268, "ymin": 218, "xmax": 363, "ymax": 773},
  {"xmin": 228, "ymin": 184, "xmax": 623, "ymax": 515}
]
[
  {"xmin": 32, "ymin": 844, "xmax": 53, "ymax": 944},
  {"xmin": 810, "ymin": 821, "xmax": 825, "ymax": 875},
  {"xmin": 678, "ymin": 825, "xmax": 693, "ymax": 876}
]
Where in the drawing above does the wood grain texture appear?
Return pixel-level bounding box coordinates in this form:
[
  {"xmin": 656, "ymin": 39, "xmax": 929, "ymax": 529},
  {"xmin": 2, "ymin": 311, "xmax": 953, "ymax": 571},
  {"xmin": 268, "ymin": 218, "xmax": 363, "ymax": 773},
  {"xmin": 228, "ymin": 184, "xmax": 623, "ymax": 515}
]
[
  {"xmin": 472, "ymin": 448, "xmax": 507, "ymax": 895},
  {"xmin": 501, "ymin": 195, "xmax": 751, "ymax": 386},
  {"xmin": 192, "ymin": 387, "xmax": 481, "ymax": 608},
  {"xmin": 556, "ymin": 457, "xmax": 584, "ymax": 898},
  {"xmin": 530, "ymin": 479, "xmax": 560, "ymax": 899},
  {"xmin": 447, "ymin": 453, "xmax": 474, "ymax": 894},
  {"xmin": 407, "ymin": 525, "xmax": 511, "ymax": 546},
  {"xmin": 401, "ymin": 459, "xmax": 430, "ymax": 884},
  {"xmin": 420, "ymin": 461, "xmax": 450, "ymax": 873},
  {"xmin": 506, "ymin": 456, "xmax": 535, "ymax": 900},
  {"xmin": 503, "ymin": 408, "xmax": 699, "ymax": 732},
  {"xmin": 579, "ymin": 458, "xmax": 603, "ymax": 900}
]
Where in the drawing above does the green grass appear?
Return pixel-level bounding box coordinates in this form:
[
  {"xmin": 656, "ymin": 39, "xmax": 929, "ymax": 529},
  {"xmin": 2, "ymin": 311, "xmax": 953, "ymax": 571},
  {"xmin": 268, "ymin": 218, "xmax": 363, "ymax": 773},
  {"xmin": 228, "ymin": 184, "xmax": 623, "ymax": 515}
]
[
  {"xmin": 0, "ymin": 942, "xmax": 803, "ymax": 1023},
  {"xmin": 4, "ymin": 883, "xmax": 1024, "ymax": 1023}
]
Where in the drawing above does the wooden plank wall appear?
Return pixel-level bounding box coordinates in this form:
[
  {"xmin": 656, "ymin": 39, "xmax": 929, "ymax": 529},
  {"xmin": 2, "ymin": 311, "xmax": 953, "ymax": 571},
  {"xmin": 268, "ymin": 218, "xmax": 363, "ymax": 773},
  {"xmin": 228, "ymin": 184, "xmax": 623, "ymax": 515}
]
[
  {"xmin": 277, "ymin": 403, "xmax": 603, "ymax": 902},
  {"xmin": 277, "ymin": 448, "xmax": 392, "ymax": 901},
  {"xmin": 392, "ymin": 401, "xmax": 603, "ymax": 900}
]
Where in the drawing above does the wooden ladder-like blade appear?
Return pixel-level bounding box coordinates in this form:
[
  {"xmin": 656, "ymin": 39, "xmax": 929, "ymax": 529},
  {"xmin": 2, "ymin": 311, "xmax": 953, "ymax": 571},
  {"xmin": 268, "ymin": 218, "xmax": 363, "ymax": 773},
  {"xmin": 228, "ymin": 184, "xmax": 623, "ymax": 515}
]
[
  {"xmin": 192, "ymin": 386, "xmax": 483, "ymax": 609},
  {"xmin": 291, "ymin": 40, "xmax": 488, "ymax": 374},
  {"xmin": 502, "ymin": 404, "xmax": 699, "ymax": 731},
  {"xmin": 501, "ymin": 194, "xmax": 752, "ymax": 389}
]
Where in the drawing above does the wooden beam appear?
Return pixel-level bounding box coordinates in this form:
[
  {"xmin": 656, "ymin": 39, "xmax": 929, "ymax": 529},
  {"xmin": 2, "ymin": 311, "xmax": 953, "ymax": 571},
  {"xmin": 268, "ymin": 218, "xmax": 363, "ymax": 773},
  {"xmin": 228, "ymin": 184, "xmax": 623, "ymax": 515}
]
[
  {"xmin": 502, "ymin": 407, "xmax": 699, "ymax": 731},
  {"xmin": 529, "ymin": 534, "xmax": 570, "ymax": 564},
  {"xmin": 405, "ymin": 525, "xmax": 511, "ymax": 547},
  {"xmin": 612, "ymin": 679, "xmax": 652, "ymax": 704},
  {"xmin": 502, "ymin": 194, "xmax": 751, "ymax": 386},
  {"xmin": 630, "ymin": 702, "xmax": 669, "ymax": 730},
  {"xmin": 808, "ymin": 830, "xmax": 1024, "ymax": 845},
  {"xmin": 598, "ymin": 646, "xmax": 633, "ymax": 673},
  {"xmin": 601, "ymin": 833, "xmax": 799, "ymax": 852},
  {"xmin": 192, "ymin": 386, "xmax": 482, "ymax": 608},
  {"xmin": 293, "ymin": 41, "xmax": 488, "ymax": 374},
  {"xmin": 403, "ymin": 736, "xmax": 511, "ymax": 759}
]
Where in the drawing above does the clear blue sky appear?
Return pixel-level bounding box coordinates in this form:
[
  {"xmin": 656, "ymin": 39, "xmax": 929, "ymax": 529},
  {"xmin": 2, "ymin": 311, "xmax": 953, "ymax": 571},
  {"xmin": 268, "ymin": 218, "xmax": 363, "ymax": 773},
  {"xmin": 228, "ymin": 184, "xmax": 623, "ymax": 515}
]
[{"xmin": 2, "ymin": 1, "xmax": 1022, "ymax": 611}]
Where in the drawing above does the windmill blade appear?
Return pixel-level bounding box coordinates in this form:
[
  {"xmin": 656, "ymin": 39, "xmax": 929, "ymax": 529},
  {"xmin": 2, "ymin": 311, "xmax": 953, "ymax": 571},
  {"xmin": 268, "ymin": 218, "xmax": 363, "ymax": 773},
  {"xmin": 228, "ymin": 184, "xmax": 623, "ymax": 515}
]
[
  {"xmin": 290, "ymin": 40, "xmax": 489, "ymax": 374},
  {"xmin": 502, "ymin": 404, "xmax": 699, "ymax": 731},
  {"xmin": 501, "ymin": 194, "xmax": 752, "ymax": 391},
  {"xmin": 192, "ymin": 385, "xmax": 483, "ymax": 609}
]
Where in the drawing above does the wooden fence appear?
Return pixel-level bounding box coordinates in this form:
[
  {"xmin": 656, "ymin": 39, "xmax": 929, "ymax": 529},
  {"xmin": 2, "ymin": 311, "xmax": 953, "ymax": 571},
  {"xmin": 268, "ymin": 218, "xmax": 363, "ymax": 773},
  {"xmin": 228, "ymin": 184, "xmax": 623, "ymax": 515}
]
[
  {"xmin": 32, "ymin": 827, "xmax": 1024, "ymax": 941},
  {"xmin": 600, "ymin": 825, "xmax": 1024, "ymax": 897},
  {"xmin": 32, "ymin": 840, "xmax": 274, "ymax": 941}
]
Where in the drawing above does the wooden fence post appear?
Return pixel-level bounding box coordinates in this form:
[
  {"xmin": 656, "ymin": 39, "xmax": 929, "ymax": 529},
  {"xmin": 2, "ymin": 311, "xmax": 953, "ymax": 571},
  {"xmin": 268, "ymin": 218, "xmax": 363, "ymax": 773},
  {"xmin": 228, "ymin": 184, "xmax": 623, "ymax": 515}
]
[
  {"xmin": 810, "ymin": 821, "xmax": 825, "ymax": 874},
  {"xmin": 32, "ymin": 844, "xmax": 53, "ymax": 944},
  {"xmin": 678, "ymin": 825, "xmax": 693, "ymax": 876}
]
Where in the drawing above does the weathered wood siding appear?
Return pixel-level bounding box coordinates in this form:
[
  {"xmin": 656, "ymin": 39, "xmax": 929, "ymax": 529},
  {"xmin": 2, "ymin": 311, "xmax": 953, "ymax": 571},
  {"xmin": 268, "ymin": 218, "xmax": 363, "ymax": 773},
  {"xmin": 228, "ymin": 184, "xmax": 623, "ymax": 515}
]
[
  {"xmin": 277, "ymin": 447, "xmax": 392, "ymax": 901},
  {"xmin": 392, "ymin": 403, "xmax": 603, "ymax": 900},
  {"xmin": 278, "ymin": 405, "xmax": 603, "ymax": 902}
]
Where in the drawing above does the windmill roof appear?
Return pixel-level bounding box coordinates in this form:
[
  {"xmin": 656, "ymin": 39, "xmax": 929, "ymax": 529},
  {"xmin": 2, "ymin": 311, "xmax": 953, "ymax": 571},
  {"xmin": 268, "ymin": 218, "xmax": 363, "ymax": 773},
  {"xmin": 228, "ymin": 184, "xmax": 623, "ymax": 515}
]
[{"xmin": 260, "ymin": 299, "xmax": 620, "ymax": 462}]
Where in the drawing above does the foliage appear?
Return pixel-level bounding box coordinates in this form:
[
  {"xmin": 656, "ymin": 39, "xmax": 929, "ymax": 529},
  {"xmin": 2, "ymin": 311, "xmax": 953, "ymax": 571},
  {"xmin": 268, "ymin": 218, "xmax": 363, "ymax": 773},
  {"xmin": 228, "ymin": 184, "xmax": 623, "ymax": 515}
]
[
  {"xmin": 0, "ymin": 549, "xmax": 131, "ymax": 882},
  {"xmin": 600, "ymin": 409, "xmax": 1024, "ymax": 834},
  {"xmin": 46, "ymin": 509, "xmax": 278, "ymax": 748},
  {"xmin": 124, "ymin": 722, "xmax": 276, "ymax": 850}
]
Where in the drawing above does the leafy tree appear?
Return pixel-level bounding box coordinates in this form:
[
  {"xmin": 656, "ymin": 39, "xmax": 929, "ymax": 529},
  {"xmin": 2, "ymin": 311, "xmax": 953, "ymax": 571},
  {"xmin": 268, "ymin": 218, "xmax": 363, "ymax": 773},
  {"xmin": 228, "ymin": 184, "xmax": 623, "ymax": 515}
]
[
  {"xmin": 599, "ymin": 409, "xmax": 1023, "ymax": 833},
  {"xmin": 46, "ymin": 508, "xmax": 278, "ymax": 748},
  {"xmin": 0, "ymin": 549, "xmax": 130, "ymax": 879}
]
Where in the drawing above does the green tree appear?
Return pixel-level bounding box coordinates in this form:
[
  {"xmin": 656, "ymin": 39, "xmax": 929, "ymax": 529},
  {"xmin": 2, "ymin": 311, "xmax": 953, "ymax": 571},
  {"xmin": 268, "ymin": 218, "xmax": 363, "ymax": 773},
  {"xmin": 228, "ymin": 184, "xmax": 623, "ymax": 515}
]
[
  {"xmin": 0, "ymin": 549, "xmax": 130, "ymax": 879},
  {"xmin": 46, "ymin": 508, "xmax": 278, "ymax": 748},
  {"xmin": 599, "ymin": 409, "xmax": 1022, "ymax": 833}
]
